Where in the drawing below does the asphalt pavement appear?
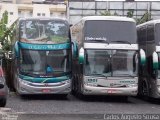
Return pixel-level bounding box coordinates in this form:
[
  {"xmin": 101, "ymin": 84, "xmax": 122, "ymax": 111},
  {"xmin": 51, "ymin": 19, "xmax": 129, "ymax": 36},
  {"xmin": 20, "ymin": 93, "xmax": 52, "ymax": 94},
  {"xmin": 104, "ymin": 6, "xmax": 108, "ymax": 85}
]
[{"xmin": 0, "ymin": 92, "xmax": 160, "ymax": 120}]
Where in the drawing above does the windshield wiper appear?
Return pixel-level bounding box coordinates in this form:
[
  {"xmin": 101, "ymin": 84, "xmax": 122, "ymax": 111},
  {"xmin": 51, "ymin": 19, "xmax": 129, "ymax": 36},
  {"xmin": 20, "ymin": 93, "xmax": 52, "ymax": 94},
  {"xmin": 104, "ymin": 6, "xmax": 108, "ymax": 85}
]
[
  {"xmin": 110, "ymin": 40, "xmax": 131, "ymax": 45},
  {"xmin": 114, "ymin": 74, "xmax": 135, "ymax": 78},
  {"xmin": 88, "ymin": 40, "xmax": 109, "ymax": 44},
  {"xmin": 90, "ymin": 73, "xmax": 110, "ymax": 77}
]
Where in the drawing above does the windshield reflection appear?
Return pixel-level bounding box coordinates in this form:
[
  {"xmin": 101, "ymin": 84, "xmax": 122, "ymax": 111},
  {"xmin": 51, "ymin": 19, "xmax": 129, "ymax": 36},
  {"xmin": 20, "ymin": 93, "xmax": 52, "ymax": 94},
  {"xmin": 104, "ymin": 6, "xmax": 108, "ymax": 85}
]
[
  {"xmin": 85, "ymin": 50, "xmax": 138, "ymax": 77},
  {"xmin": 20, "ymin": 49, "xmax": 71, "ymax": 77},
  {"xmin": 20, "ymin": 20, "xmax": 70, "ymax": 44}
]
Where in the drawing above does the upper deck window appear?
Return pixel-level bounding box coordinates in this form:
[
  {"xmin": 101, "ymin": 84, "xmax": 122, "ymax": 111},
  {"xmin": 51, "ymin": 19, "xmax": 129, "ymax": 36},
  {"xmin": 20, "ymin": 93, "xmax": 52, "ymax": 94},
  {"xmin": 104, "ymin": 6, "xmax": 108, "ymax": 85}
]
[
  {"xmin": 155, "ymin": 23, "xmax": 160, "ymax": 45},
  {"xmin": 19, "ymin": 20, "xmax": 70, "ymax": 44},
  {"xmin": 84, "ymin": 20, "xmax": 137, "ymax": 44}
]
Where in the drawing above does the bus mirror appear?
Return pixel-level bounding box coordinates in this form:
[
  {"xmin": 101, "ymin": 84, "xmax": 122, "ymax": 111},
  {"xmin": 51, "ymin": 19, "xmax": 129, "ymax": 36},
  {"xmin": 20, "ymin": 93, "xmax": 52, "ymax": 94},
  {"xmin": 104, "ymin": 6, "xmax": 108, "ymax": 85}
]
[
  {"xmin": 79, "ymin": 47, "xmax": 84, "ymax": 64},
  {"xmin": 152, "ymin": 52, "xmax": 159, "ymax": 70},
  {"xmin": 140, "ymin": 49, "xmax": 146, "ymax": 66},
  {"xmin": 70, "ymin": 24, "xmax": 73, "ymax": 27},
  {"xmin": 15, "ymin": 41, "xmax": 19, "ymax": 58},
  {"xmin": 72, "ymin": 41, "xmax": 78, "ymax": 58}
]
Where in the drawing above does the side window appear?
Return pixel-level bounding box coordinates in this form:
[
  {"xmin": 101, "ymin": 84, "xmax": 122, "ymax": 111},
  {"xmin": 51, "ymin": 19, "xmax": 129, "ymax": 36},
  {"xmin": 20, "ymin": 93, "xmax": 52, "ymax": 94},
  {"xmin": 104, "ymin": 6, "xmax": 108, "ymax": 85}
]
[
  {"xmin": 147, "ymin": 25, "xmax": 154, "ymax": 42},
  {"xmin": 138, "ymin": 26, "xmax": 147, "ymax": 44}
]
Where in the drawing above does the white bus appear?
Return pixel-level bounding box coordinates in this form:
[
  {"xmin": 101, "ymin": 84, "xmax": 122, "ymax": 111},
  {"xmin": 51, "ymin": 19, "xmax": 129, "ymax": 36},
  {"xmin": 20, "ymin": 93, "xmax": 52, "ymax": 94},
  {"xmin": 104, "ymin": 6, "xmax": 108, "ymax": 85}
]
[{"xmin": 71, "ymin": 16, "xmax": 145, "ymax": 98}]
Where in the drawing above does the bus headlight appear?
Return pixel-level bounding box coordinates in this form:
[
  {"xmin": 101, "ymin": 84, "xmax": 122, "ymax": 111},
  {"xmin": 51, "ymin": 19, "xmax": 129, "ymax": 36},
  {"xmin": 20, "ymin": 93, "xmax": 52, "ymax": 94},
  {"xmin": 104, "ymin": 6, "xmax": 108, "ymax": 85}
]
[
  {"xmin": 61, "ymin": 80, "xmax": 70, "ymax": 84},
  {"xmin": 19, "ymin": 79, "xmax": 30, "ymax": 85}
]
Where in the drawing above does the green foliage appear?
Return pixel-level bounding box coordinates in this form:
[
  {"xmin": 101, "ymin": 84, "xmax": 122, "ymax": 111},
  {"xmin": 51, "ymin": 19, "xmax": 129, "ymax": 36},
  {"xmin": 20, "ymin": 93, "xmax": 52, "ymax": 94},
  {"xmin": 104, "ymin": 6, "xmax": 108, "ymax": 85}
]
[
  {"xmin": 0, "ymin": 11, "xmax": 15, "ymax": 52},
  {"xmin": 127, "ymin": 9, "xmax": 134, "ymax": 18},
  {"xmin": 100, "ymin": 10, "xmax": 120, "ymax": 16},
  {"xmin": 136, "ymin": 11, "xmax": 152, "ymax": 25},
  {"xmin": 100, "ymin": 11, "xmax": 112, "ymax": 16},
  {"xmin": 113, "ymin": 11, "xmax": 119, "ymax": 16},
  {"xmin": 100, "ymin": 9, "xmax": 152, "ymax": 25}
]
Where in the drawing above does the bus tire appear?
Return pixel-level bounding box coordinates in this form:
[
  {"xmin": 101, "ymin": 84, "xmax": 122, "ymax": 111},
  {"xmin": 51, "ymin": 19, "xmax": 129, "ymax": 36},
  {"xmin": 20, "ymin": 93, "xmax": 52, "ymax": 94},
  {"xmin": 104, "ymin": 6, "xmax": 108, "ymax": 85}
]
[
  {"xmin": 59, "ymin": 94, "xmax": 68, "ymax": 99},
  {"xmin": 0, "ymin": 98, "xmax": 7, "ymax": 107},
  {"xmin": 121, "ymin": 96, "xmax": 128, "ymax": 102},
  {"xmin": 142, "ymin": 80, "xmax": 149, "ymax": 97},
  {"xmin": 71, "ymin": 75, "xmax": 76, "ymax": 95}
]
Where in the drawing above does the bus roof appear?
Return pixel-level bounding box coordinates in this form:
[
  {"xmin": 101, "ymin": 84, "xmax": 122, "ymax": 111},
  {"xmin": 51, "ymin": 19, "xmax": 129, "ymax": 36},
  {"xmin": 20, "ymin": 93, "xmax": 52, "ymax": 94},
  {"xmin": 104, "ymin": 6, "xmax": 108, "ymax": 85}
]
[
  {"xmin": 137, "ymin": 19, "xmax": 160, "ymax": 28},
  {"xmin": 80, "ymin": 16, "xmax": 136, "ymax": 23}
]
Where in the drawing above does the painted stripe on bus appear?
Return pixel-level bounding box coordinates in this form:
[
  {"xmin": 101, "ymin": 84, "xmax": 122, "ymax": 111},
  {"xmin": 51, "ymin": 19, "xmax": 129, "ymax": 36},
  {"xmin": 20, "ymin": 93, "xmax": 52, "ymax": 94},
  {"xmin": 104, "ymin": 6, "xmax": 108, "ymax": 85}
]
[
  {"xmin": 19, "ymin": 74, "xmax": 70, "ymax": 83},
  {"xmin": 18, "ymin": 42, "xmax": 71, "ymax": 50}
]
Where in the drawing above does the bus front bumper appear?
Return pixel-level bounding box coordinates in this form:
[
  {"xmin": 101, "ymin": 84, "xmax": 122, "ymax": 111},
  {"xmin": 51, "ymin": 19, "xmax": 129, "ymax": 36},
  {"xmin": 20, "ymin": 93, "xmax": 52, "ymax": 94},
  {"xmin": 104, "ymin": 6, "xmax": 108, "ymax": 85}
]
[
  {"xmin": 82, "ymin": 85, "xmax": 138, "ymax": 96},
  {"xmin": 17, "ymin": 79, "xmax": 71, "ymax": 95}
]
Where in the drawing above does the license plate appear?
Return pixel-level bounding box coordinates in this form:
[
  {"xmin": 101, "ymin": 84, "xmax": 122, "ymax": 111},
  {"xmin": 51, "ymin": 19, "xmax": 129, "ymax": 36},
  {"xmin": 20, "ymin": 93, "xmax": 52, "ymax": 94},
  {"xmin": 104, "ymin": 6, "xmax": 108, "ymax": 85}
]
[{"xmin": 42, "ymin": 89, "xmax": 51, "ymax": 93}]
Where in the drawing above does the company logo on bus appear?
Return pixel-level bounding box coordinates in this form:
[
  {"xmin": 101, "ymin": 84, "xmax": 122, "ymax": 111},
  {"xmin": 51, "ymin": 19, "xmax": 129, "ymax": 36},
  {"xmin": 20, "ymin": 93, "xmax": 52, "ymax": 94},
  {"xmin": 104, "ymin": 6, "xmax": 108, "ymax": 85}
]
[{"xmin": 44, "ymin": 83, "xmax": 49, "ymax": 86}]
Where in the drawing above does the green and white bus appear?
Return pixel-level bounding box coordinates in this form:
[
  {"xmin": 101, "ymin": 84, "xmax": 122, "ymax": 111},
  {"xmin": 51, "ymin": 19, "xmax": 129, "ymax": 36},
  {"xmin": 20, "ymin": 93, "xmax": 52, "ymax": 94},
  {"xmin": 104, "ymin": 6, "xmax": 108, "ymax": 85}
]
[
  {"xmin": 137, "ymin": 20, "xmax": 160, "ymax": 98},
  {"xmin": 71, "ymin": 16, "xmax": 145, "ymax": 97},
  {"xmin": 10, "ymin": 18, "xmax": 72, "ymax": 95}
]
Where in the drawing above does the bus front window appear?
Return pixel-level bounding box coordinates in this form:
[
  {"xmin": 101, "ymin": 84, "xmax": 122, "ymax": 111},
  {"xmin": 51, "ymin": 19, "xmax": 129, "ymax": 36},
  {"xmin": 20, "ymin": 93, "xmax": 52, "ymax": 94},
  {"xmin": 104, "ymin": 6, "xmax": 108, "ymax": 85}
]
[
  {"xmin": 20, "ymin": 49, "xmax": 71, "ymax": 77},
  {"xmin": 85, "ymin": 50, "xmax": 137, "ymax": 77},
  {"xmin": 111, "ymin": 50, "xmax": 138, "ymax": 77}
]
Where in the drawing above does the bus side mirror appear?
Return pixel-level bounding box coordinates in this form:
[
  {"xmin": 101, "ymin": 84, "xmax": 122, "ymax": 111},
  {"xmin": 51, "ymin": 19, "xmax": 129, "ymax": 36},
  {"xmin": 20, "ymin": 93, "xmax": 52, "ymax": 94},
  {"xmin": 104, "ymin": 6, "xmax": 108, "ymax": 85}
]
[
  {"xmin": 72, "ymin": 41, "xmax": 78, "ymax": 59},
  {"xmin": 140, "ymin": 49, "xmax": 146, "ymax": 66},
  {"xmin": 79, "ymin": 47, "xmax": 84, "ymax": 64},
  {"xmin": 15, "ymin": 41, "xmax": 19, "ymax": 58},
  {"xmin": 152, "ymin": 52, "xmax": 158, "ymax": 70},
  {"xmin": 70, "ymin": 24, "xmax": 73, "ymax": 27}
]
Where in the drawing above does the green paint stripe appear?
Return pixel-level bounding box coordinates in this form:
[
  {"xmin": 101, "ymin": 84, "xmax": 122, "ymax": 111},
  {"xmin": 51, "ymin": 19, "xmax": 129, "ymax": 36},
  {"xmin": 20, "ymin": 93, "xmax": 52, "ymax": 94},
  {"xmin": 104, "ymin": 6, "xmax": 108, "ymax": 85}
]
[{"xmin": 19, "ymin": 42, "xmax": 71, "ymax": 50}]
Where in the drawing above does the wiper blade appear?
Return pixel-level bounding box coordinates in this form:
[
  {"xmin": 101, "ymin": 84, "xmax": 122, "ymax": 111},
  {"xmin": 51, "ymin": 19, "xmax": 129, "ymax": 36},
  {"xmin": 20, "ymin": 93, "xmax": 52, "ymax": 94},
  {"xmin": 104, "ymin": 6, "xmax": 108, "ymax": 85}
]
[
  {"xmin": 111, "ymin": 40, "xmax": 131, "ymax": 45},
  {"xmin": 90, "ymin": 73, "xmax": 109, "ymax": 77},
  {"xmin": 89, "ymin": 40, "xmax": 109, "ymax": 44}
]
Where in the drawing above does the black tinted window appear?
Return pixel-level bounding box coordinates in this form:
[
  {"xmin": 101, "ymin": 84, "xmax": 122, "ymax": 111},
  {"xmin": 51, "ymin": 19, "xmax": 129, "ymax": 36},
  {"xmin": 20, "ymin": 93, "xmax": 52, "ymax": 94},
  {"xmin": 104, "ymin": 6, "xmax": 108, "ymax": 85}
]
[
  {"xmin": 155, "ymin": 23, "xmax": 160, "ymax": 45},
  {"xmin": 84, "ymin": 20, "xmax": 137, "ymax": 44}
]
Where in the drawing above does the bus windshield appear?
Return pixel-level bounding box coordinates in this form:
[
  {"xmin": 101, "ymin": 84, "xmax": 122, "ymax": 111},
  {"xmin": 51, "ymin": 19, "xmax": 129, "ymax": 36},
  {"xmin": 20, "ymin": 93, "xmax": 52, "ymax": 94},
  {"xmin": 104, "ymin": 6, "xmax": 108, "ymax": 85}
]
[
  {"xmin": 84, "ymin": 20, "xmax": 137, "ymax": 44},
  {"xmin": 85, "ymin": 50, "xmax": 138, "ymax": 77},
  {"xmin": 19, "ymin": 49, "xmax": 71, "ymax": 77},
  {"xmin": 20, "ymin": 20, "xmax": 70, "ymax": 44}
]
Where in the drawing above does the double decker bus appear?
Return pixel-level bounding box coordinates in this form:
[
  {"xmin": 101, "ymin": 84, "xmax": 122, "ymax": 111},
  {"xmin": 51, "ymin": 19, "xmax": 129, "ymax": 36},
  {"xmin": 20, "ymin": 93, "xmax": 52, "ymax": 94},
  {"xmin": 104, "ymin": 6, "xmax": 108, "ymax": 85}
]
[
  {"xmin": 137, "ymin": 20, "xmax": 160, "ymax": 99},
  {"xmin": 71, "ymin": 16, "xmax": 145, "ymax": 98},
  {"xmin": 10, "ymin": 18, "xmax": 71, "ymax": 96}
]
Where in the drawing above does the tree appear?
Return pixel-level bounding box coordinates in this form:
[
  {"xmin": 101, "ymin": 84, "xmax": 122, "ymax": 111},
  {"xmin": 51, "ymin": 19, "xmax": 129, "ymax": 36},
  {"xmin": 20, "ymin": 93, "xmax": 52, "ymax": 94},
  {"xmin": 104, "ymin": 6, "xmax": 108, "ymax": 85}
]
[
  {"xmin": 100, "ymin": 9, "xmax": 152, "ymax": 25},
  {"xmin": 127, "ymin": 9, "xmax": 134, "ymax": 18},
  {"xmin": 0, "ymin": 11, "xmax": 15, "ymax": 52},
  {"xmin": 100, "ymin": 10, "xmax": 112, "ymax": 16},
  {"xmin": 0, "ymin": 11, "xmax": 16, "ymax": 90},
  {"xmin": 100, "ymin": 10, "xmax": 119, "ymax": 16},
  {"xmin": 136, "ymin": 11, "xmax": 152, "ymax": 25}
]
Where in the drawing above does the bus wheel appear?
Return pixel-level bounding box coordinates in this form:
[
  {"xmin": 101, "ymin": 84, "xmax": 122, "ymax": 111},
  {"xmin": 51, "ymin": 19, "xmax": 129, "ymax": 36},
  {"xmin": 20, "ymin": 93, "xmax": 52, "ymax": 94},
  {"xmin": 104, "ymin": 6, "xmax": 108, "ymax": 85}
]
[
  {"xmin": 120, "ymin": 96, "xmax": 128, "ymax": 102},
  {"xmin": 77, "ymin": 92, "xmax": 84, "ymax": 100},
  {"xmin": 59, "ymin": 94, "xmax": 68, "ymax": 99},
  {"xmin": 71, "ymin": 75, "xmax": 76, "ymax": 95},
  {"xmin": 0, "ymin": 98, "xmax": 7, "ymax": 107},
  {"xmin": 142, "ymin": 81, "xmax": 149, "ymax": 97}
]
